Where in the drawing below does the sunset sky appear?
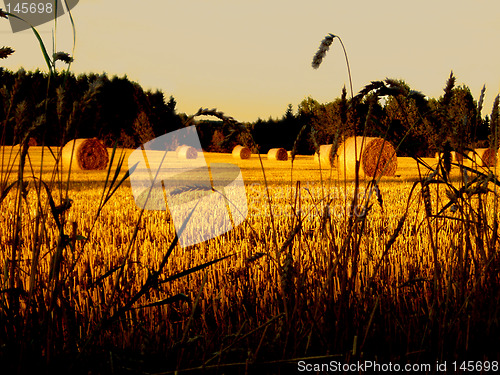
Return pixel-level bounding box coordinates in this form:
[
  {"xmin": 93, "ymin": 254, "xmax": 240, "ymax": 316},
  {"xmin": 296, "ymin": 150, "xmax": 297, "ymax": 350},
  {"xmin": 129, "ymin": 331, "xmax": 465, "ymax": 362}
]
[{"xmin": 1, "ymin": 0, "xmax": 499, "ymax": 122}]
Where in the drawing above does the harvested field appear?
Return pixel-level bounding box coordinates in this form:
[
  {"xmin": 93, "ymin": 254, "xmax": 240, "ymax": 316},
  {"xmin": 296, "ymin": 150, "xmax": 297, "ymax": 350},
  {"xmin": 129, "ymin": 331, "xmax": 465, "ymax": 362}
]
[{"xmin": 1, "ymin": 147, "xmax": 499, "ymax": 373}]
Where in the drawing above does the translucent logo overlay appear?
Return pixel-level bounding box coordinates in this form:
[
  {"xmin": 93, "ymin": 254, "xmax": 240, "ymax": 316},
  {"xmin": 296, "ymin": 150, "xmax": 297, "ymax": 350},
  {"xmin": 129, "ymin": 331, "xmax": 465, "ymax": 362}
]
[
  {"xmin": 4, "ymin": 1, "xmax": 79, "ymax": 33},
  {"xmin": 128, "ymin": 126, "xmax": 248, "ymax": 248}
]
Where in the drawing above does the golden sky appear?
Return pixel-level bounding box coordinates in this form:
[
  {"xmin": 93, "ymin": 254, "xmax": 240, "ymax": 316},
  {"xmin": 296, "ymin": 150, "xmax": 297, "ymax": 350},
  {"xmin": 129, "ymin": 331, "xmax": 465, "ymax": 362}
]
[{"xmin": 1, "ymin": 0, "xmax": 499, "ymax": 122}]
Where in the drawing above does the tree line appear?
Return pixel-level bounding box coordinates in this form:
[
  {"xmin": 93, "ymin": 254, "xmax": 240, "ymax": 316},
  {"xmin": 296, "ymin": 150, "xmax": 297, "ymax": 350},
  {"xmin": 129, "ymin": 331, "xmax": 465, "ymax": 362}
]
[
  {"xmin": 1, "ymin": 68, "xmax": 497, "ymax": 157},
  {"xmin": 249, "ymin": 75, "xmax": 495, "ymax": 157},
  {"xmin": 0, "ymin": 68, "xmax": 184, "ymax": 148}
]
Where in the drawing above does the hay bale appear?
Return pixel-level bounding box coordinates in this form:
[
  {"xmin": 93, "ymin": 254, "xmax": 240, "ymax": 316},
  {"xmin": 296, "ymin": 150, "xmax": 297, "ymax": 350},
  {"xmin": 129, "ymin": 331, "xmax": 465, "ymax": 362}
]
[
  {"xmin": 454, "ymin": 151, "xmax": 465, "ymax": 164},
  {"xmin": 336, "ymin": 136, "xmax": 397, "ymax": 177},
  {"xmin": 481, "ymin": 148, "xmax": 497, "ymax": 166},
  {"xmin": 336, "ymin": 137, "xmax": 373, "ymax": 177},
  {"xmin": 466, "ymin": 150, "xmax": 477, "ymax": 166},
  {"xmin": 314, "ymin": 144, "xmax": 335, "ymax": 167},
  {"xmin": 267, "ymin": 148, "xmax": 288, "ymax": 161},
  {"xmin": 177, "ymin": 145, "xmax": 198, "ymax": 159},
  {"xmin": 232, "ymin": 145, "xmax": 251, "ymax": 159},
  {"xmin": 470, "ymin": 148, "xmax": 497, "ymax": 167},
  {"xmin": 435, "ymin": 151, "xmax": 464, "ymax": 164},
  {"xmin": 12, "ymin": 137, "xmax": 37, "ymax": 148},
  {"xmin": 361, "ymin": 138, "xmax": 398, "ymax": 177},
  {"xmin": 62, "ymin": 138, "xmax": 109, "ymax": 170}
]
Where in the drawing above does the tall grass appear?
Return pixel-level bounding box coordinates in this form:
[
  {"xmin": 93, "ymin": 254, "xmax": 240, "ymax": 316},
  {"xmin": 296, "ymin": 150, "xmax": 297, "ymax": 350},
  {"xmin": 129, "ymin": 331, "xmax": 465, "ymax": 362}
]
[
  {"xmin": 0, "ymin": 20, "xmax": 499, "ymax": 375},
  {"xmin": 0, "ymin": 7, "xmax": 224, "ymax": 373}
]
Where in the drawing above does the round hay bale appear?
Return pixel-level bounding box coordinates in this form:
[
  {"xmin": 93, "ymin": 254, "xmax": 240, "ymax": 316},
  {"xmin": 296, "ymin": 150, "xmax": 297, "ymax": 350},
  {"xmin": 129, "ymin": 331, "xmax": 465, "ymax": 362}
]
[
  {"xmin": 481, "ymin": 148, "xmax": 497, "ymax": 166},
  {"xmin": 267, "ymin": 148, "xmax": 288, "ymax": 161},
  {"xmin": 28, "ymin": 137, "xmax": 37, "ymax": 147},
  {"xmin": 453, "ymin": 151, "xmax": 464, "ymax": 164},
  {"xmin": 466, "ymin": 150, "xmax": 477, "ymax": 167},
  {"xmin": 232, "ymin": 145, "xmax": 251, "ymax": 159},
  {"xmin": 336, "ymin": 136, "xmax": 397, "ymax": 177},
  {"xmin": 435, "ymin": 151, "xmax": 464, "ymax": 164},
  {"xmin": 177, "ymin": 145, "xmax": 198, "ymax": 159},
  {"xmin": 336, "ymin": 137, "xmax": 374, "ymax": 177},
  {"xmin": 62, "ymin": 138, "xmax": 109, "ymax": 170},
  {"xmin": 315, "ymin": 144, "xmax": 335, "ymax": 167},
  {"xmin": 472, "ymin": 148, "xmax": 497, "ymax": 167},
  {"xmin": 361, "ymin": 138, "xmax": 398, "ymax": 177}
]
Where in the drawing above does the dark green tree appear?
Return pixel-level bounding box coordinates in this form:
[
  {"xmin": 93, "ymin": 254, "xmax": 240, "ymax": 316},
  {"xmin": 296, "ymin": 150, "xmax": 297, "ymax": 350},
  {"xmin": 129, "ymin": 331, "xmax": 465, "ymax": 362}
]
[{"xmin": 382, "ymin": 80, "xmax": 431, "ymax": 156}]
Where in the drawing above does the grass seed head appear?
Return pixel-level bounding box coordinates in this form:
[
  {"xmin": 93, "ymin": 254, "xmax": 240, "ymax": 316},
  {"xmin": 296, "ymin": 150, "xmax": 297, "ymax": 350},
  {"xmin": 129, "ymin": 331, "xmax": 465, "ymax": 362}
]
[
  {"xmin": 0, "ymin": 46, "xmax": 14, "ymax": 59},
  {"xmin": 312, "ymin": 33, "xmax": 336, "ymax": 69},
  {"xmin": 53, "ymin": 52, "xmax": 74, "ymax": 64}
]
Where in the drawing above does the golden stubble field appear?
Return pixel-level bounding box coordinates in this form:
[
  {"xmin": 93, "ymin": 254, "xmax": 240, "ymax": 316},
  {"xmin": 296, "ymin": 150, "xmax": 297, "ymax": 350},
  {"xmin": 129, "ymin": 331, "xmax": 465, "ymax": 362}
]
[{"xmin": 1, "ymin": 146, "xmax": 499, "ymax": 371}]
